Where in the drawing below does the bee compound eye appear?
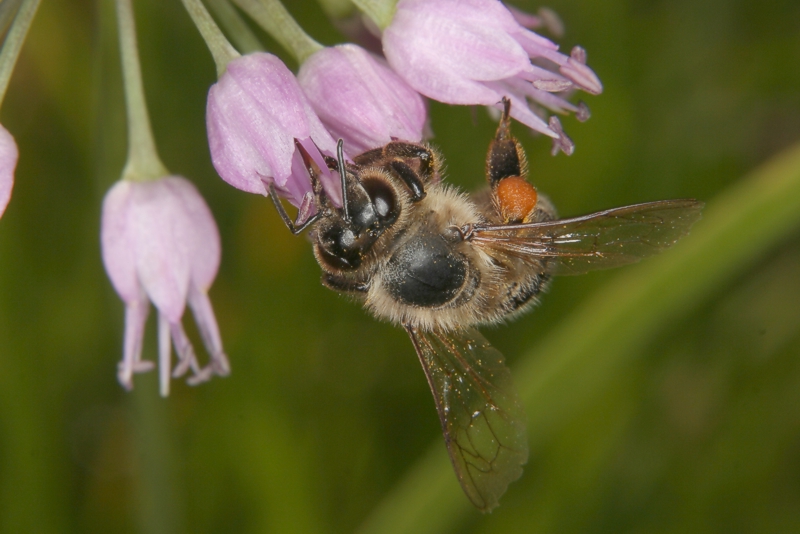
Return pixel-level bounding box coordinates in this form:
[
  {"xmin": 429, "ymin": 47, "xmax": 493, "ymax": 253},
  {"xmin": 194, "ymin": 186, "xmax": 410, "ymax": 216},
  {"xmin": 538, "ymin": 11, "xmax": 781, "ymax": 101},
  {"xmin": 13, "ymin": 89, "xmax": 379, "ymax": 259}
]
[
  {"xmin": 362, "ymin": 178, "xmax": 398, "ymax": 224},
  {"xmin": 339, "ymin": 228, "xmax": 356, "ymax": 248}
]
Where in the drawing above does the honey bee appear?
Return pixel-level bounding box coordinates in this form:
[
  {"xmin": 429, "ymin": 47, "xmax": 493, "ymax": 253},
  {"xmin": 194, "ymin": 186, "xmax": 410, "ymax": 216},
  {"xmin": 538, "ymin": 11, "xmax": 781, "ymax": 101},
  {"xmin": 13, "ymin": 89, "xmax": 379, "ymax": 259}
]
[{"xmin": 269, "ymin": 99, "xmax": 703, "ymax": 511}]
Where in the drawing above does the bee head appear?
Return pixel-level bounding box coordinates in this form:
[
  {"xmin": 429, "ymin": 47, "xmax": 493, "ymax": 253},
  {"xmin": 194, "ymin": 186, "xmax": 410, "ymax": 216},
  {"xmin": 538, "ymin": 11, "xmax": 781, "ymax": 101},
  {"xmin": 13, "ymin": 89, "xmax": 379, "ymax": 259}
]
[{"xmin": 309, "ymin": 140, "xmax": 401, "ymax": 271}]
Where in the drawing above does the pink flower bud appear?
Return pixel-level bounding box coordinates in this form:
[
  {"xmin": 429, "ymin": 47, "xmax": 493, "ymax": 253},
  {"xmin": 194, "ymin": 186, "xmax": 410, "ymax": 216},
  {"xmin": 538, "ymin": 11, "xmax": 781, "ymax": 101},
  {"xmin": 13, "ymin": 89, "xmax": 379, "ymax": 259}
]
[
  {"xmin": 101, "ymin": 176, "xmax": 229, "ymax": 396},
  {"xmin": 298, "ymin": 44, "xmax": 428, "ymax": 153},
  {"xmin": 206, "ymin": 53, "xmax": 342, "ymax": 207}
]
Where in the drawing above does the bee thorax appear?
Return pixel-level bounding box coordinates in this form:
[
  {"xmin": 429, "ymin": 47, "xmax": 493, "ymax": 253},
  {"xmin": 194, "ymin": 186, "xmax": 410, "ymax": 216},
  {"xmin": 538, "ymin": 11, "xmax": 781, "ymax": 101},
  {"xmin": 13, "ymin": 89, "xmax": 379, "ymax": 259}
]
[{"xmin": 383, "ymin": 233, "xmax": 467, "ymax": 307}]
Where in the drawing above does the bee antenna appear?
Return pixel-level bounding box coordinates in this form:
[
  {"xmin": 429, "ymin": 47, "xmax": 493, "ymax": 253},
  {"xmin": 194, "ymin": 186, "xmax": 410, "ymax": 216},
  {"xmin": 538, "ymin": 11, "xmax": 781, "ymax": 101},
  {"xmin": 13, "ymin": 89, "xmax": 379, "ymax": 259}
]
[{"xmin": 337, "ymin": 139, "xmax": 351, "ymax": 222}]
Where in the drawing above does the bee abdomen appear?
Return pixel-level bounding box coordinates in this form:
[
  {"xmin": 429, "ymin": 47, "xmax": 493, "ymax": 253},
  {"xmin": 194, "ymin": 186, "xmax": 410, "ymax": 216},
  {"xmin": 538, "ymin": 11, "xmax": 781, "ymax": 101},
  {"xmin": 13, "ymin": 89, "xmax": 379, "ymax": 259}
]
[
  {"xmin": 502, "ymin": 274, "xmax": 549, "ymax": 314},
  {"xmin": 383, "ymin": 234, "xmax": 467, "ymax": 308}
]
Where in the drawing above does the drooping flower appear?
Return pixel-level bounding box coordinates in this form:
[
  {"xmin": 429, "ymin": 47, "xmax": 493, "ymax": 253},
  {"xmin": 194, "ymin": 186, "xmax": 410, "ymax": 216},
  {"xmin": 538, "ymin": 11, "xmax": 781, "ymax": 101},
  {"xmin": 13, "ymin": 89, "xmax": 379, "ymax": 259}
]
[
  {"xmin": 206, "ymin": 52, "xmax": 342, "ymax": 207},
  {"xmin": 382, "ymin": 0, "xmax": 602, "ymax": 151},
  {"xmin": 298, "ymin": 44, "xmax": 427, "ymax": 153},
  {"xmin": 101, "ymin": 176, "xmax": 229, "ymax": 396},
  {"xmin": 0, "ymin": 124, "xmax": 18, "ymax": 218}
]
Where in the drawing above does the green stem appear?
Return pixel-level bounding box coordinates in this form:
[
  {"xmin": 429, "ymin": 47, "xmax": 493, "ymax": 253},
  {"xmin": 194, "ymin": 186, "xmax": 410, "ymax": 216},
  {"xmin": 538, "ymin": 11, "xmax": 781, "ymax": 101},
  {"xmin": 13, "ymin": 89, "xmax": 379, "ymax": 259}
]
[
  {"xmin": 131, "ymin": 378, "xmax": 185, "ymax": 534},
  {"xmin": 0, "ymin": 0, "xmax": 24, "ymax": 48},
  {"xmin": 356, "ymin": 141, "xmax": 800, "ymax": 534},
  {"xmin": 116, "ymin": 0, "xmax": 168, "ymax": 182},
  {"xmin": 205, "ymin": 0, "xmax": 263, "ymax": 55},
  {"xmin": 315, "ymin": 0, "xmax": 357, "ymax": 19},
  {"xmin": 0, "ymin": 0, "xmax": 41, "ymax": 107},
  {"xmin": 180, "ymin": 0, "xmax": 240, "ymax": 77},
  {"xmin": 231, "ymin": 0, "xmax": 322, "ymax": 64},
  {"xmin": 350, "ymin": 0, "xmax": 396, "ymax": 30}
]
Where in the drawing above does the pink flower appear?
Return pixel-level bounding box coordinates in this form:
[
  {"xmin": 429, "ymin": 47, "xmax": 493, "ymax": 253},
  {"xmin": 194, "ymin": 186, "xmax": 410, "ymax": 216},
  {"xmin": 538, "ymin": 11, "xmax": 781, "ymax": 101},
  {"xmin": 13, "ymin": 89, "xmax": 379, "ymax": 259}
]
[
  {"xmin": 382, "ymin": 0, "xmax": 601, "ymax": 145},
  {"xmin": 0, "ymin": 124, "xmax": 18, "ymax": 218},
  {"xmin": 101, "ymin": 176, "xmax": 229, "ymax": 396},
  {"xmin": 298, "ymin": 44, "xmax": 427, "ymax": 153},
  {"xmin": 206, "ymin": 52, "xmax": 342, "ymax": 207}
]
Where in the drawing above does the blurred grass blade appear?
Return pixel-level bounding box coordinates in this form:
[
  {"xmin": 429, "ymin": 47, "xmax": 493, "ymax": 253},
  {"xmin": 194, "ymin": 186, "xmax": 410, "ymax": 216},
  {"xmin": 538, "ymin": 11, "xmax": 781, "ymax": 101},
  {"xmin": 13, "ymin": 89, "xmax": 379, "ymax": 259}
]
[{"xmin": 357, "ymin": 142, "xmax": 800, "ymax": 534}]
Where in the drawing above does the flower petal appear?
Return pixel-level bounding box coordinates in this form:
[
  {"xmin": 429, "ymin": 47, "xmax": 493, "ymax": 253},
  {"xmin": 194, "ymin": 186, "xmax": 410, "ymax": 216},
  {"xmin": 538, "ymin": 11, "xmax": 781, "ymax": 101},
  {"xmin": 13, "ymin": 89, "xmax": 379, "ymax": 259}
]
[
  {"xmin": 101, "ymin": 180, "xmax": 143, "ymax": 303},
  {"xmin": 0, "ymin": 124, "xmax": 18, "ymax": 218},
  {"xmin": 207, "ymin": 53, "xmax": 338, "ymax": 201},
  {"xmin": 299, "ymin": 44, "xmax": 427, "ymax": 153},
  {"xmin": 483, "ymin": 81, "xmax": 556, "ymax": 137},
  {"xmin": 118, "ymin": 299, "xmax": 153, "ymax": 391},
  {"xmin": 188, "ymin": 286, "xmax": 230, "ymax": 377},
  {"xmin": 162, "ymin": 177, "xmax": 221, "ymax": 289},
  {"xmin": 383, "ymin": 0, "xmax": 543, "ymax": 104},
  {"xmin": 127, "ymin": 180, "xmax": 192, "ymax": 322}
]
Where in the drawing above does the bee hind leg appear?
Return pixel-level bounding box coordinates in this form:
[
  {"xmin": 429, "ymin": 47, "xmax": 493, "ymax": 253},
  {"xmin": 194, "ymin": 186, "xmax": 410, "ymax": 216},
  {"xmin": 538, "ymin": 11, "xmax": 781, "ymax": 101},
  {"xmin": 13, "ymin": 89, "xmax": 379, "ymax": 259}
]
[
  {"xmin": 486, "ymin": 98, "xmax": 528, "ymax": 187},
  {"xmin": 486, "ymin": 98, "xmax": 538, "ymax": 223}
]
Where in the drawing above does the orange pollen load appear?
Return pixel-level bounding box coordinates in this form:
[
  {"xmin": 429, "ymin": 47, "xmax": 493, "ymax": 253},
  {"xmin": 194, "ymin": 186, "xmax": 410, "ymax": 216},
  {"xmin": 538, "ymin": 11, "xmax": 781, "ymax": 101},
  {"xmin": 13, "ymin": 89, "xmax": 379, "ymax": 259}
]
[{"xmin": 496, "ymin": 176, "xmax": 538, "ymax": 222}]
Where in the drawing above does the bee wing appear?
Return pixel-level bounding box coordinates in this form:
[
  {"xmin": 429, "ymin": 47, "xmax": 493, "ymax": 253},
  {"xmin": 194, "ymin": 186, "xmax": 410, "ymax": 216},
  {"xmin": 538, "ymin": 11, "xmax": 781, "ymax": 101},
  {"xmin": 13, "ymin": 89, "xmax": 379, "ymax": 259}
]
[
  {"xmin": 405, "ymin": 325, "xmax": 528, "ymax": 512},
  {"xmin": 468, "ymin": 199, "xmax": 703, "ymax": 275}
]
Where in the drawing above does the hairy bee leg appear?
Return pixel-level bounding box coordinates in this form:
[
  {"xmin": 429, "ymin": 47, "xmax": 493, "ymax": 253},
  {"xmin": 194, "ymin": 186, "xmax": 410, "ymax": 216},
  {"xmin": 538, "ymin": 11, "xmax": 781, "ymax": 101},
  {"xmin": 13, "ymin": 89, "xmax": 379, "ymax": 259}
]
[
  {"xmin": 322, "ymin": 272, "xmax": 369, "ymax": 293},
  {"xmin": 268, "ymin": 184, "xmax": 320, "ymax": 235},
  {"xmin": 485, "ymin": 98, "xmax": 538, "ymax": 223},
  {"xmin": 355, "ymin": 141, "xmax": 439, "ymax": 183},
  {"xmin": 384, "ymin": 142, "xmax": 437, "ymax": 182},
  {"xmin": 388, "ymin": 160, "xmax": 426, "ymax": 201},
  {"xmin": 486, "ymin": 98, "xmax": 528, "ymax": 187}
]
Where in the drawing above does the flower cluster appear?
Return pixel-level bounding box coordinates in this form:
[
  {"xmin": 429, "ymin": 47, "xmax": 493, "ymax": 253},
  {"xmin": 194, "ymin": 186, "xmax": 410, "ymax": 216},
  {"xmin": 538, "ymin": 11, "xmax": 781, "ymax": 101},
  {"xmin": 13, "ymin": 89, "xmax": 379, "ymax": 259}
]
[
  {"xmin": 128, "ymin": 0, "xmax": 601, "ymax": 394},
  {"xmin": 206, "ymin": 0, "xmax": 602, "ymax": 207},
  {"xmin": 2, "ymin": 0, "xmax": 604, "ymax": 395}
]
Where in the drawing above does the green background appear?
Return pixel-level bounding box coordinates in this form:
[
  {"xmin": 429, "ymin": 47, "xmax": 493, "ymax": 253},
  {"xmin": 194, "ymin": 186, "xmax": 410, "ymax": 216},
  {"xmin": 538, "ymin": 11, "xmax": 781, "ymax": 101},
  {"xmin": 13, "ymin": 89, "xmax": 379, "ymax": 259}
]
[{"xmin": 1, "ymin": 0, "xmax": 800, "ymax": 532}]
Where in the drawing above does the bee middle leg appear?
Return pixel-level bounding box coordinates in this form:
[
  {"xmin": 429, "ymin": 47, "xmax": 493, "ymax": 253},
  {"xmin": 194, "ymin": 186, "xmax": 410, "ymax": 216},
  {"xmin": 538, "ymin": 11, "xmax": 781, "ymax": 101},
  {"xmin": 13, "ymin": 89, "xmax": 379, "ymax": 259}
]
[
  {"xmin": 322, "ymin": 272, "xmax": 369, "ymax": 294},
  {"xmin": 355, "ymin": 141, "xmax": 440, "ymax": 193}
]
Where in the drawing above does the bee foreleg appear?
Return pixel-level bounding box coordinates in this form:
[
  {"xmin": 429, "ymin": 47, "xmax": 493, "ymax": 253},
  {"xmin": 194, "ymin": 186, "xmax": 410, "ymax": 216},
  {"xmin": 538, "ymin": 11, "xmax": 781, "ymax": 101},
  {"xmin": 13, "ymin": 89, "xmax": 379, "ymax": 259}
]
[
  {"xmin": 388, "ymin": 160, "xmax": 426, "ymax": 201},
  {"xmin": 268, "ymin": 184, "xmax": 320, "ymax": 235},
  {"xmin": 355, "ymin": 141, "xmax": 439, "ymax": 184}
]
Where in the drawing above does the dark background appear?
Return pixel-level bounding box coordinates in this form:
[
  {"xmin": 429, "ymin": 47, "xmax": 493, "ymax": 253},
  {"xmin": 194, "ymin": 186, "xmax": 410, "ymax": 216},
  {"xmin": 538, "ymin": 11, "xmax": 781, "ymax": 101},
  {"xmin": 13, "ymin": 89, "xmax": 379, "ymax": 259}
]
[{"xmin": 1, "ymin": 0, "xmax": 799, "ymax": 532}]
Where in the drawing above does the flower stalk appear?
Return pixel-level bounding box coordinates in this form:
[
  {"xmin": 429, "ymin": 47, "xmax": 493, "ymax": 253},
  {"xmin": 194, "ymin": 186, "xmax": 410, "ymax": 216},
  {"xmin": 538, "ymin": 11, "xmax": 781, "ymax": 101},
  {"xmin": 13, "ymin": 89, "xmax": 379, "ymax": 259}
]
[
  {"xmin": 116, "ymin": 0, "xmax": 168, "ymax": 182},
  {"xmin": 350, "ymin": 0, "xmax": 396, "ymax": 30},
  {"xmin": 230, "ymin": 0, "xmax": 322, "ymax": 64},
  {"xmin": 204, "ymin": 0, "xmax": 263, "ymax": 55},
  {"xmin": 180, "ymin": 0, "xmax": 240, "ymax": 76},
  {"xmin": 0, "ymin": 0, "xmax": 41, "ymax": 107}
]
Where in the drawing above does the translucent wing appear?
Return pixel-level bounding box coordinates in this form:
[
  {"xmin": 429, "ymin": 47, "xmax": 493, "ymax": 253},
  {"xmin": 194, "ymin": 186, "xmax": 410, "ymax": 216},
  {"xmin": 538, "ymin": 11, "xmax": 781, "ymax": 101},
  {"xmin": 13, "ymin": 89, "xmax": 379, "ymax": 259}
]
[
  {"xmin": 405, "ymin": 325, "xmax": 528, "ymax": 512},
  {"xmin": 468, "ymin": 199, "xmax": 703, "ymax": 275}
]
